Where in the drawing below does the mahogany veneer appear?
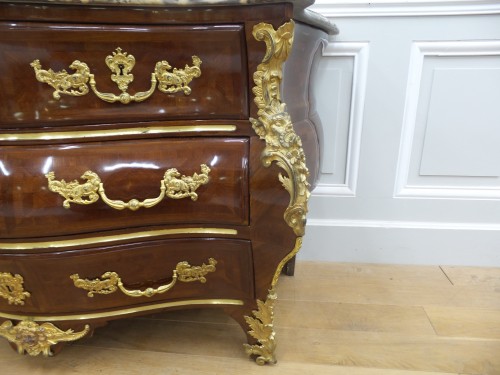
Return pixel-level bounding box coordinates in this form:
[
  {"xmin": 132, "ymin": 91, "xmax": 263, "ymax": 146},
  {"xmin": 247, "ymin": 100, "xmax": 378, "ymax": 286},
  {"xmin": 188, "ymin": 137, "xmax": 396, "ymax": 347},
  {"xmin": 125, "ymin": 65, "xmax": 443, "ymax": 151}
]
[{"xmin": 0, "ymin": 0, "xmax": 335, "ymax": 364}]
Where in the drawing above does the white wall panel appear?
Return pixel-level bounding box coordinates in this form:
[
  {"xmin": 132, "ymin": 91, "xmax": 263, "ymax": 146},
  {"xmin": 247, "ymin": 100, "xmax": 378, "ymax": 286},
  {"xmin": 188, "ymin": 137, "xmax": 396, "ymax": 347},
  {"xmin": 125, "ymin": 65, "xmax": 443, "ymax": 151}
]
[
  {"xmin": 419, "ymin": 67, "xmax": 500, "ymax": 177},
  {"xmin": 394, "ymin": 41, "xmax": 500, "ymax": 199},
  {"xmin": 315, "ymin": 63, "xmax": 343, "ymax": 176},
  {"xmin": 313, "ymin": 42, "xmax": 369, "ymax": 196},
  {"xmin": 301, "ymin": 3, "xmax": 500, "ymax": 266}
]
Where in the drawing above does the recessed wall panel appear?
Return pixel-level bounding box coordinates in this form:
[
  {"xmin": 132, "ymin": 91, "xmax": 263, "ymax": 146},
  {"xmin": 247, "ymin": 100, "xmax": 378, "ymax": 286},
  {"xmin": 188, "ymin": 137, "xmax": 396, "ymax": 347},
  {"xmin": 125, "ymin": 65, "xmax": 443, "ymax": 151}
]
[
  {"xmin": 315, "ymin": 56, "xmax": 353, "ymax": 183},
  {"xmin": 419, "ymin": 68, "xmax": 500, "ymax": 177},
  {"xmin": 396, "ymin": 43, "xmax": 500, "ymax": 199}
]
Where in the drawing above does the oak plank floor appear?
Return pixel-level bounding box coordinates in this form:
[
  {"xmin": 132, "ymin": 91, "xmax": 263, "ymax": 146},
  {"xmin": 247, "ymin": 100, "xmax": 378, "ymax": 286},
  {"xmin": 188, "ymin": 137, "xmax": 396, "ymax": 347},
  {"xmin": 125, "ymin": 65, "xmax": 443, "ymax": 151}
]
[{"xmin": 1, "ymin": 261, "xmax": 499, "ymax": 374}]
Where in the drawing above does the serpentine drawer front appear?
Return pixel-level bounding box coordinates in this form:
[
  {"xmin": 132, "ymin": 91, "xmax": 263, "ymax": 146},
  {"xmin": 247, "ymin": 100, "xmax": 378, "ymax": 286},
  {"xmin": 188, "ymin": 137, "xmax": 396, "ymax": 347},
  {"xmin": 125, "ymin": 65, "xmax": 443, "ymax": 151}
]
[
  {"xmin": 0, "ymin": 23, "xmax": 248, "ymax": 127},
  {"xmin": 0, "ymin": 0, "xmax": 335, "ymax": 365},
  {"xmin": 0, "ymin": 137, "xmax": 249, "ymax": 238},
  {"xmin": 0, "ymin": 238, "xmax": 254, "ymax": 314}
]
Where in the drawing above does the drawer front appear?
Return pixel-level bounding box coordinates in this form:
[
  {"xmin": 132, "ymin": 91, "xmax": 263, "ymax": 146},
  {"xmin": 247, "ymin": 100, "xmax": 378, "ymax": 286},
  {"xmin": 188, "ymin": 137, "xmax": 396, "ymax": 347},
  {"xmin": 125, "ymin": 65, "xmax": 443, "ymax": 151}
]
[
  {"xmin": 0, "ymin": 238, "xmax": 254, "ymax": 313},
  {"xmin": 0, "ymin": 137, "xmax": 249, "ymax": 238},
  {"xmin": 0, "ymin": 22, "xmax": 248, "ymax": 128}
]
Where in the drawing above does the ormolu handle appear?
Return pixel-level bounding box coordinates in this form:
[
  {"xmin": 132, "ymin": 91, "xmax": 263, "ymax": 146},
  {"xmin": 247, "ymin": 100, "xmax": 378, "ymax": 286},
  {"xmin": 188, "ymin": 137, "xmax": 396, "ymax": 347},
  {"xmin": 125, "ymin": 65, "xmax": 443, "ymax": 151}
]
[
  {"xmin": 45, "ymin": 164, "xmax": 210, "ymax": 211},
  {"xmin": 70, "ymin": 258, "xmax": 217, "ymax": 298},
  {"xmin": 31, "ymin": 47, "xmax": 202, "ymax": 104}
]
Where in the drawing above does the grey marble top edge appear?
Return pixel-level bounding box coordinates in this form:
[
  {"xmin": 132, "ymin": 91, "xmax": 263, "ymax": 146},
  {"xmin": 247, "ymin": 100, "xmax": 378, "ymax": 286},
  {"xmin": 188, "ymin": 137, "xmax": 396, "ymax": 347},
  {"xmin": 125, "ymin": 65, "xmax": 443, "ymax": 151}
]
[
  {"xmin": 297, "ymin": 8, "xmax": 338, "ymax": 35},
  {"xmin": 1, "ymin": 0, "xmax": 338, "ymax": 34}
]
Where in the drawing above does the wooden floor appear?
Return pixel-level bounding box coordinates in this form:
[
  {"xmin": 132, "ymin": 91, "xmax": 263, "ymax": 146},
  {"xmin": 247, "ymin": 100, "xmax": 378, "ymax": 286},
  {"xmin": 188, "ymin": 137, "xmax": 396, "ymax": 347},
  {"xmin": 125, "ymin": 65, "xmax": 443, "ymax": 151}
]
[{"xmin": 1, "ymin": 262, "xmax": 499, "ymax": 374}]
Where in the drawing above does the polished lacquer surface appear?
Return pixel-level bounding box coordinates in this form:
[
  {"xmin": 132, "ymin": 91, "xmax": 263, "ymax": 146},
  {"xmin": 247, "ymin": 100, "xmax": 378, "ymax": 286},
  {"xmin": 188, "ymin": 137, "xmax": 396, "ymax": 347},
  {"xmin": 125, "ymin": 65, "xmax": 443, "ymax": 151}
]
[
  {"xmin": 0, "ymin": 238, "xmax": 254, "ymax": 314},
  {"xmin": 0, "ymin": 23, "xmax": 248, "ymax": 127},
  {"xmin": 0, "ymin": 0, "xmax": 328, "ymax": 363},
  {"xmin": 0, "ymin": 137, "xmax": 249, "ymax": 238}
]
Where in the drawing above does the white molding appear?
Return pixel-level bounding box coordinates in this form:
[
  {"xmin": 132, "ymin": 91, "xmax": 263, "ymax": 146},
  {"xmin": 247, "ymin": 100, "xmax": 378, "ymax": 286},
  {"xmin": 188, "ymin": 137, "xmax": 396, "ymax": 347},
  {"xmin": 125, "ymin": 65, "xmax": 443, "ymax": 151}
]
[
  {"xmin": 396, "ymin": 186, "xmax": 500, "ymax": 200},
  {"xmin": 314, "ymin": 41, "xmax": 369, "ymax": 197},
  {"xmin": 300, "ymin": 223, "xmax": 500, "ymax": 266},
  {"xmin": 307, "ymin": 218, "xmax": 500, "ymax": 231},
  {"xmin": 414, "ymin": 40, "xmax": 500, "ymax": 56},
  {"xmin": 310, "ymin": 0, "xmax": 500, "ymax": 17},
  {"xmin": 394, "ymin": 40, "xmax": 500, "ymax": 200}
]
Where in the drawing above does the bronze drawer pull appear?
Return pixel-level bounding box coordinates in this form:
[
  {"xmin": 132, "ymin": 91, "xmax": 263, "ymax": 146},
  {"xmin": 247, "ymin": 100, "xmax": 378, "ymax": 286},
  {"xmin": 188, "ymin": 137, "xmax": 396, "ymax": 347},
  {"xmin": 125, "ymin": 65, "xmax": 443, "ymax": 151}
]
[
  {"xmin": 45, "ymin": 164, "xmax": 210, "ymax": 211},
  {"xmin": 31, "ymin": 48, "xmax": 202, "ymax": 104},
  {"xmin": 70, "ymin": 258, "xmax": 217, "ymax": 298}
]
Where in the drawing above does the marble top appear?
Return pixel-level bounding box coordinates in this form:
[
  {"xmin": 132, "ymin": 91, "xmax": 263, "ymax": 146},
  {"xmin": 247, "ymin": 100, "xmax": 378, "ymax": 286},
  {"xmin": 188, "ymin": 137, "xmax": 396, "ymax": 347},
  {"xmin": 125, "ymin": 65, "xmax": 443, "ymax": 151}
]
[{"xmin": 3, "ymin": 0, "xmax": 338, "ymax": 34}]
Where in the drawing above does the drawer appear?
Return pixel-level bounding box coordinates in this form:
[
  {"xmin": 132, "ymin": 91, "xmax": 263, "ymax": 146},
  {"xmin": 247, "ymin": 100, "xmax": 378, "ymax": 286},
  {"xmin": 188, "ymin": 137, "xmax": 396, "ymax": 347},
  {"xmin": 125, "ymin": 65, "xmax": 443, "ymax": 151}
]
[
  {"xmin": 0, "ymin": 238, "xmax": 254, "ymax": 313},
  {"xmin": 0, "ymin": 137, "xmax": 249, "ymax": 239},
  {"xmin": 0, "ymin": 22, "xmax": 248, "ymax": 128}
]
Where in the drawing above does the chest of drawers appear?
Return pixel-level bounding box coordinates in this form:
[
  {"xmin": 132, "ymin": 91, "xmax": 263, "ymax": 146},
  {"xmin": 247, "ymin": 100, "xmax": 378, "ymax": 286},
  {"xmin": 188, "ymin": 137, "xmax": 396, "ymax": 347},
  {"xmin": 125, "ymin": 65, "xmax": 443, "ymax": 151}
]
[{"xmin": 0, "ymin": 0, "xmax": 335, "ymax": 364}]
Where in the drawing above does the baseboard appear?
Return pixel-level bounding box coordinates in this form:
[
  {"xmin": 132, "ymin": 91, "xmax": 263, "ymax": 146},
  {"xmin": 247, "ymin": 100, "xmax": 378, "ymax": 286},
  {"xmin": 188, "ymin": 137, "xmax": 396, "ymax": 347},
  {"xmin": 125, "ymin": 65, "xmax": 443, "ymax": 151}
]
[{"xmin": 300, "ymin": 221, "xmax": 500, "ymax": 266}]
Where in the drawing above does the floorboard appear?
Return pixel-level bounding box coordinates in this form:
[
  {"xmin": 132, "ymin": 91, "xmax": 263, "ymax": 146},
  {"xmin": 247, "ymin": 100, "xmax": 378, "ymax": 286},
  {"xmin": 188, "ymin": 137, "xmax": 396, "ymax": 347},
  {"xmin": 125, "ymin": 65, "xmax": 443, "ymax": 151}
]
[{"xmin": 1, "ymin": 261, "xmax": 499, "ymax": 374}]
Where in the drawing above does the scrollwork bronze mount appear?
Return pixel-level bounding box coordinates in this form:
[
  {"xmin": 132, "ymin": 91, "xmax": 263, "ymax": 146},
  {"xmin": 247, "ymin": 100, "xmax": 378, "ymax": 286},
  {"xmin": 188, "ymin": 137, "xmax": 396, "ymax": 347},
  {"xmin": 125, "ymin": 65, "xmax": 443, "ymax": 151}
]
[
  {"xmin": 70, "ymin": 258, "xmax": 217, "ymax": 298},
  {"xmin": 45, "ymin": 164, "xmax": 211, "ymax": 211},
  {"xmin": 31, "ymin": 47, "xmax": 202, "ymax": 104},
  {"xmin": 0, "ymin": 273, "xmax": 31, "ymax": 306},
  {"xmin": 243, "ymin": 20, "xmax": 311, "ymax": 365},
  {"xmin": 0, "ymin": 321, "xmax": 90, "ymax": 357}
]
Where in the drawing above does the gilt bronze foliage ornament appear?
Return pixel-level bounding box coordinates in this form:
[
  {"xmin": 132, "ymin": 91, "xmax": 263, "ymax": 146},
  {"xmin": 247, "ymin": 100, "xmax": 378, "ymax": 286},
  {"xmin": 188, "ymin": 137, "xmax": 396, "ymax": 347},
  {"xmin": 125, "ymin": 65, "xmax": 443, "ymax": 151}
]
[
  {"xmin": 0, "ymin": 273, "xmax": 31, "ymax": 306},
  {"xmin": 250, "ymin": 20, "xmax": 310, "ymax": 237},
  {"xmin": 0, "ymin": 320, "xmax": 90, "ymax": 357},
  {"xmin": 244, "ymin": 289, "xmax": 277, "ymax": 365},
  {"xmin": 45, "ymin": 164, "xmax": 210, "ymax": 211},
  {"xmin": 245, "ymin": 20, "xmax": 311, "ymax": 365},
  {"xmin": 31, "ymin": 47, "xmax": 202, "ymax": 104}
]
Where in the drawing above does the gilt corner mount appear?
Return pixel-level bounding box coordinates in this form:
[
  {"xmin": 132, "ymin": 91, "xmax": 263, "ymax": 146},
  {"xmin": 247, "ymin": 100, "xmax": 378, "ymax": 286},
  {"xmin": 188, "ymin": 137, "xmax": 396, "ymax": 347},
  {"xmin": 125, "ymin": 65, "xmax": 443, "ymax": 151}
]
[
  {"xmin": 243, "ymin": 19, "xmax": 311, "ymax": 366},
  {"xmin": 250, "ymin": 20, "xmax": 310, "ymax": 238}
]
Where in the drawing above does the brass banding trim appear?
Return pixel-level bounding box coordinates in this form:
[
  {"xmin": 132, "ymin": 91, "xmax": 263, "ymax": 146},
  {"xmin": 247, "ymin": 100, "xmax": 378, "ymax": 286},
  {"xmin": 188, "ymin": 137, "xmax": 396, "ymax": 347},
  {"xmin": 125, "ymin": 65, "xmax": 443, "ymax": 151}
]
[
  {"xmin": 0, "ymin": 125, "xmax": 237, "ymax": 142},
  {"xmin": 0, "ymin": 299, "xmax": 244, "ymax": 322},
  {"xmin": 0, "ymin": 228, "xmax": 238, "ymax": 250}
]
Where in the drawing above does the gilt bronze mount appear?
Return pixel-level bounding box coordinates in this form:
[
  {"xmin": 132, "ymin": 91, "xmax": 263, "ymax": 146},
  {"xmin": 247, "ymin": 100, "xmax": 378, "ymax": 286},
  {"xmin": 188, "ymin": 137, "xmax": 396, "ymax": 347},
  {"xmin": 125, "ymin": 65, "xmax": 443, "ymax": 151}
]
[
  {"xmin": 45, "ymin": 164, "xmax": 211, "ymax": 211},
  {"xmin": 70, "ymin": 258, "xmax": 217, "ymax": 298},
  {"xmin": 31, "ymin": 47, "xmax": 202, "ymax": 104}
]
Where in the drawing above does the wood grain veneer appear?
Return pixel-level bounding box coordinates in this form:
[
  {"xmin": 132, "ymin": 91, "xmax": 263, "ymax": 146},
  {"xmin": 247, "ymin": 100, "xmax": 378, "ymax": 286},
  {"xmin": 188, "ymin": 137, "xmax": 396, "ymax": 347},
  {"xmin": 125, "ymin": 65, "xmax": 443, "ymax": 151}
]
[{"xmin": 0, "ymin": 0, "xmax": 332, "ymax": 363}]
